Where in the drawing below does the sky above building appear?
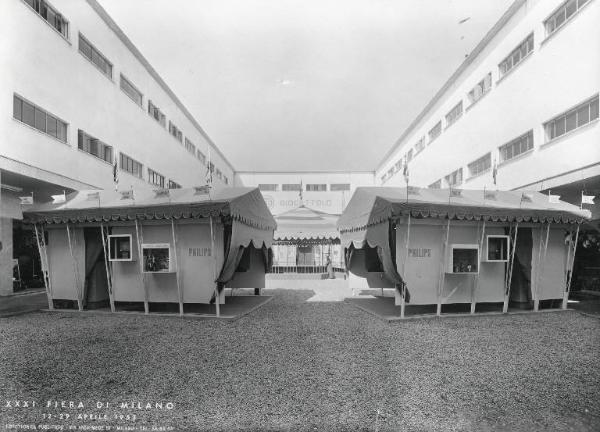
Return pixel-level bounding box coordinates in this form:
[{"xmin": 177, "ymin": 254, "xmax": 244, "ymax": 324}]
[{"xmin": 98, "ymin": 0, "xmax": 513, "ymax": 172}]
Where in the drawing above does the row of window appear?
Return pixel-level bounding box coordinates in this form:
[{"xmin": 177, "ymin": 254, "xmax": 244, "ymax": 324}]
[
  {"xmin": 13, "ymin": 93, "xmax": 185, "ymax": 189},
  {"xmin": 22, "ymin": 0, "xmax": 229, "ymax": 186},
  {"xmin": 382, "ymin": 0, "xmax": 594, "ymax": 185},
  {"xmin": 428, "ymin": 95, "xmax": 598, "ymax": 189},
  {"xmin": 258, "ymin": 183, "xmax": 351, "ymax": 192}
]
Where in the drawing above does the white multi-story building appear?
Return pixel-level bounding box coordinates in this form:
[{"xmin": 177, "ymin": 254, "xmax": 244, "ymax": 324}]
[
  {"xmin": 0, "ymin": 0, "xmax": 234, "ymax": 294},
  {"xmin": 235, "ymin": 171, "xmax": 375, "ymax": 215},
  {"xmin": 376, "ymin": 0, "xmax": 599, "ymax": 207}
]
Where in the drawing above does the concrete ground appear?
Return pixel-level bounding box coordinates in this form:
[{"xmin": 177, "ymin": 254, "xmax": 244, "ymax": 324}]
[{"xmin": 0, "ymin": 289, "xmax": 47, "ymax": 317}]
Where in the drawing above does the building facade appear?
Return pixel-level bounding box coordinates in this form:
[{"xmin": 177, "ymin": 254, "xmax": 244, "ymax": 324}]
[
  {"xmin": 376, "ymin": 0, "xmax": 599, "ymax": 205},
  {"xmin": 0, "ymin": 0, "xmax": 234, "ymax": 294},
  {"xmin": 235, "ymin": 171, "xmax": 375, "ymax": 216}
]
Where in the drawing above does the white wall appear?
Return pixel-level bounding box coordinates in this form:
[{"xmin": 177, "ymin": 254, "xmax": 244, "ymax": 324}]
[
  {"xmin": 376, "ymin": 0, "xmax": 600, "ymax": 191},
  {"xmin": 0, "ymin": 0, "xmax": 234, "ymax": 193}
]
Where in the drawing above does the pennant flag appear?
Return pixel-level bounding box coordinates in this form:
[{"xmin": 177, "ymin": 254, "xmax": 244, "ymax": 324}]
[
  {"xmin": 153, "ymin": 188, "xmax": 170, "ymax": 198},
  {"xmin": 194, "ymin": 185, "xmax": 211, "ymax": 195},
  {"xmin": 484, "ymin": 190, "xmax": 497, "ymax": 200},
  {"xmin": 51, "ymin": 193, "xmax": 66, "ymax": 204},
  {"xmin": 86, "ymin": 191, "xmax": 100, "ymax": 201},
  {"xmin": 492, "ymin": 159, "xmax": 498, "ymax": 185},
  {"xmin": 582, "ymin": 194, "xmax": 595, "ymax": 205},
  {"xmin": 113, "ymin": 155, "xmax": 119, "ymax": 191},
  {"xmin": 120, "ymin": 190, "xmax": 134, "ymax": 200},
  {"xmin": 449, "ymin": 188, "xmax": 462, "ymax": 197},
  {"xmin": 19, "ymin": 196, "xmax": 34, "ymax": 205},
  {"xmin": 407, "ymin": 186, "xmax": 420, "ymax": 195},
  {"xmin": 548, "ymin": 193, "xmax": 560, "ymax": 204},
  {"xmin": 521, "ymin": 192, "xmax": 533, "ymax": 203},
  {"xmin": 403, "ymin": 162, "xmax": 409, "ymax": 184}
]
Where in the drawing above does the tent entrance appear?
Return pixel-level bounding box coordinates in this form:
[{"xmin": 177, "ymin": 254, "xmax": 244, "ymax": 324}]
[
  {"xmin": 271, "ymin": 240, "xmax": 344, "ymax": 274},
  {"xmin": 509, "ymin": 227, "xmax": 533, "ymax": 309},
  {"xmin": 83, "ymin": 228, "xmax": 110, "ymax": 309}
]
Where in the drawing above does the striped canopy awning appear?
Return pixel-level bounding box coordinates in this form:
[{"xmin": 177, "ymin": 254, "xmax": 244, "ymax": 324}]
[{"xmin": 274, "ymin": 205, "xmax": 340, "ymax": 241}]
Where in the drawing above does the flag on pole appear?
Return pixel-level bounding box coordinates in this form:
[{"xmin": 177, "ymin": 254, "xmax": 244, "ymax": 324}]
[
  {"xmin": 86, "ymin": 191, "xmax": 100, "ymax": 201},
  {"xmin": 153, "ymin": 188, "xmax": 170, "ymax": 198},
  {"xmin": 205, "ymin": 147, "xmax": 213, "ymax": 185},
  {"xmin": 194, "ymin": 185, "xmax": 211, "ymax": 195},
  {"xmin": 520, "ymin": 192, "xmax": 533, "ymax": 203},
  {"xmin": 113, "ymin": 155, "xmax": 119, "ymax": 191},
  {"xmin": 449, "ymin": 188, "xmax": 462, "ymax": 197},
  {"xmin": 19, "ymin": 195, "xmax": 34, "ymax": 205},
  {"xmin": 581, "ymin": 193, "xmax": 595, "ymax": 205},
  {"xmin": 120, "ymin": 190, "xmax": 134, "ymax": 200},
  {"xmin": 547, "ymin": 191, "xmax": 560, "ymax": 203},
  {"xmin": 492, "ymin": 158, "xmax": 498, "ymax": 186},
  {"xmin": 51, "ymin": 192, "xmax": 66, "ymax": 203},
  {"xmin": 403, "ymin": 161, "xmax": 409, "ymax": 185}
]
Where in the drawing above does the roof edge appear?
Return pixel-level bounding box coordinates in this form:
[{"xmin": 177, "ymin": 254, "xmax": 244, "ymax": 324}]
[
  {"xmin": 87, "ymin": 0, "xmax": 236, "ymax": 172},
  {"xmin": 375, "ymin": 0, "xmax": 527, "ymax": 172}
]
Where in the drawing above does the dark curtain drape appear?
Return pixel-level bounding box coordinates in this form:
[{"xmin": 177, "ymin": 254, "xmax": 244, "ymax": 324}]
[{"xmin": 83, "ymin": 228, "xmax": 106, "ymax": 306}]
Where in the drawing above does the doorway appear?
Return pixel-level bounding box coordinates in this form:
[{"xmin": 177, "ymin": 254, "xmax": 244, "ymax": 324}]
[
  {"xmin": 509, "ymin": 227, "xmax": 533, "ymax": 308},
  {"xmin": 83, "ymin": 228, "xmax": 110, "ymax": 308}
]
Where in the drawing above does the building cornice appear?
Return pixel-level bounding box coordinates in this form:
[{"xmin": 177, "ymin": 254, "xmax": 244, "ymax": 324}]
[
  {"xmin": 375, "ymin": 0, "xmax": 527, "ymax": 172},
  {"xmin": 87, "ymin": 0, "xmax": 236, "ymax": 173}
]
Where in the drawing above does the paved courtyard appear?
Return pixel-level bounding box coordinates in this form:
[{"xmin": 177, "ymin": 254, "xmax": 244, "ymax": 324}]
[{"xmin": 0, "ymin": 287, "xmax": 599, "ymax": 431}]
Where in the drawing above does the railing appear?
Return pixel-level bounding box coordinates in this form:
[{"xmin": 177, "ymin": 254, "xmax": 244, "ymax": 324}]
[{"xmin": 271, "ymin": 265, "xmax": 345, "ymax": 274}]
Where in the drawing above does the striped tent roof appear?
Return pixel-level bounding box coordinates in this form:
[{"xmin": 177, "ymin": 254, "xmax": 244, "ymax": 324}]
[{"xmin": 274, "ymin": 205, "xmax": 340, "ymax": 240}]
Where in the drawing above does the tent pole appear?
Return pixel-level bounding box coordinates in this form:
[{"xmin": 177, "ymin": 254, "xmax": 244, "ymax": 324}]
[
  {"xmin": 134, "ymin": 219, "xmax": 149, "ymax": 314},
  {"xmin": 534, "ymin": 223, "xmax": 551, "ymax": 312},
  {"xmin": 66, "ymin": 223, "xmax": 83, "ymax": 311},
  {"xmin": 210, "ymin": 215, "xmax": 220, "ymax": 317},
  {"xmin": 99, "ymin": 223, "xmax": 115, "ymax": 313},
  {"xmin": 437, "ymin": 218, "xmax": 450, "ymax": 316},
  {"xmin": 472, "ymin": 220, "xmax": 486, "ymax": 314},
  {"xmin": 503, "ymin": 222, "xmax": 519, "ymax": 313},
  {"xmin": 34, "ymin": 224, "xmax": 53, "ymax": 310},
  {"xmin": 563, "ymin": 224, "xmax": 580, "ymax": 309},
  {"xmin": 171, "ymin": 218, "xmax": 184, "ymax": 316},
  {"xmin": 401, "ymin": 215, "xmax": 411, "ymax": 319}
]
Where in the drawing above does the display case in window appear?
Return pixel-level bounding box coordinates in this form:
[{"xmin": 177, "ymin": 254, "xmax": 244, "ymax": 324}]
[
  {"xmin": 485, "ymin": 235, "xmax": 510, "ymax": 262},
  {"xmin": 142, "ymin": 243, "xmax": 172, "ymax": 273},
  {"xmin": 108, "ymin": 234, "xmax": 133, "ymax": 261},
  {"xmin": 447, "ymin": 244, "xmax": 479, "ymax": 274}
]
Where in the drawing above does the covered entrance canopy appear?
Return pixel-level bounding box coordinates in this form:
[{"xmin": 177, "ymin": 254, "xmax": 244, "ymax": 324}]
[
  {"xmin": 339, "ymin": 187, "xmax": 591, "ymax": 316},
  {"xmin": 23, "ymin": 187, "xmax": 276, "ymax": 315},
  {"xmin": 272, "ymin": 205, "xmax": 343, "ymax": 273}
]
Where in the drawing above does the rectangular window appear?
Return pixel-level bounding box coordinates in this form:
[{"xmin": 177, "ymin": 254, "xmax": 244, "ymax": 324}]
[
  {"xmin": 545, "ymin": 0, "xmax": 590, "ymax": 36},
  {"xmin": 258, "ymin": 184, "xmax": 278, "ymax": 191},
  {"xmin": 148, "ymin": 100, "xmax": 166, "ymax": 127},
  {"xmin": 499, "ymin": 33, "xmax": 533, "ymax": 77},
  {"xmin": 282, "ymin": 184, "xmax": 301, "ymax": 191},
  {"xmin": 544, "ymin": 95, "xmax": 599, "ymax": 141},
  {"xmin": 120, "ymin": 75, "xmax": 143, "ymax": 106},
  {"xmin": 23, "ymin": 0, "xmax": 69, "ymax": 39},
  {"xmin": 196, "ymin": 149, "xmax": 206, "ymax": 164},
  {"xmin": 429, "ymin": 180, "xmax": 442, "ymax": 189},
  {"xmin": 78, "ymin": 130, "xmax": 113, "ymax": 163},
  {"xmin": 13, "ymin": 94, "xmax": 68, "ymax": 143},
  {"xmin": 79, "ymin": 33, "xmax": 112, "ymax": 79},
  {"xmin": 148, "ymin": 168, "xmax": 165, "ymax": 188},
  {"xmin": 468, "ymin": 153, "xmax": 492, "ymax": 177},
  {"xmin": 167, "ymin": 180, "xmax": 181, "ymax": 189},
  {"xmin": 445, "ymin": 101, "xmax": 463, "ymax": 127},
  {"xmin": 120, "ymin": 153, "xmax": 143, "ymax": 178},
  {"xmin": 445, "ymin": 168, "xmax": 463, "ymax": 187},
  {"xmin": 414, "ymin": 136, "xmax": 426, "ymax": 154},
  {"xmin": 330, "ymin": 184, "xmax": 350, "ymax": 191},
  {"xmin": 499, "ymin": 130, "xmax": 534, "ymax": 162},
  {"xmin": 306, "ymin": 184, "xmax": 327, "ymax": 192},
  {"xmin": 184, "ymin": 138, "xmax": 196, "ymax": 155},
  {"xmin": 428, "ymin": 121, "xmax": 442, "ymax": 143},
  {"xmin": 468, "ymin": 73, "xmax": 492, "ymax": 105},
  {"xmin": 169, "ymin": 121, "xmax": 183, "ymax": 143}
]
